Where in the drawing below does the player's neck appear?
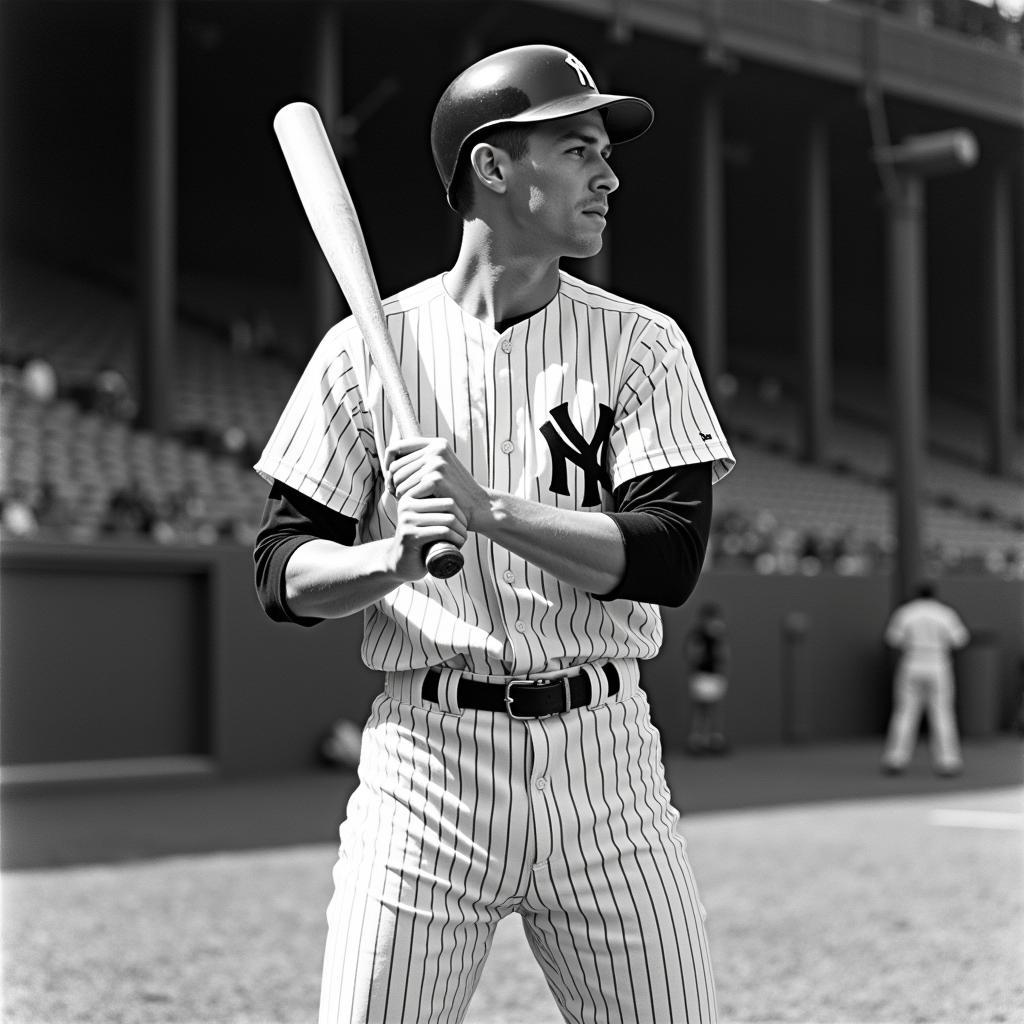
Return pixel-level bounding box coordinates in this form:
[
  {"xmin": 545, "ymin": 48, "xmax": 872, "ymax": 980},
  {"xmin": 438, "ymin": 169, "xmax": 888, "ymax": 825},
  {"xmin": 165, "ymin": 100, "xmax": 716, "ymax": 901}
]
[{"xmin": 445, "ymin": 223, "xmax": 560, "ymax": 329}]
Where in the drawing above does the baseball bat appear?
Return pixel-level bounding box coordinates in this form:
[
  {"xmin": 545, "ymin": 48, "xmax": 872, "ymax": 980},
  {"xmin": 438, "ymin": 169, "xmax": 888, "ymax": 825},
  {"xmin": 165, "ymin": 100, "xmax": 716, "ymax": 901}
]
[{"xmin": 273, "ymin": 101, "xmax": 463, "ymax": 580}]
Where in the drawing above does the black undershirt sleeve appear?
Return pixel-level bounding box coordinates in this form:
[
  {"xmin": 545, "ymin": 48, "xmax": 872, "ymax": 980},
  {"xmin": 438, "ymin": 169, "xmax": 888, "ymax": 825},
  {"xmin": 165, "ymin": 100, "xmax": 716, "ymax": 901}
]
[
  {"xmin": 253, "ymin": 461, "xmax": 713, "ymax": 624},
  {"xmin": 253, "ymin": 480, "xmax": 357, "ymax": 627},
  {"xmin": 597, "ymin": 461, "xmax": 712, "ymax": 607}
]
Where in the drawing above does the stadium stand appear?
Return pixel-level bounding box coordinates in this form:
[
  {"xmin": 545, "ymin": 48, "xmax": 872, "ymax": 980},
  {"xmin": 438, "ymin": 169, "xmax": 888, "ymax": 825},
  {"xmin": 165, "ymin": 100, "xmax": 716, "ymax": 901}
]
[
  {"xmin": 1, "ymin": 259, "xmax": 1021, "ymax": 578},
  {"xmin": 721, "ymin": 365, "xmax": 1023, "ymax": 523},
  {"xmin": 1, "ymin": 260, "xmax": 287, "ymax": 545}
]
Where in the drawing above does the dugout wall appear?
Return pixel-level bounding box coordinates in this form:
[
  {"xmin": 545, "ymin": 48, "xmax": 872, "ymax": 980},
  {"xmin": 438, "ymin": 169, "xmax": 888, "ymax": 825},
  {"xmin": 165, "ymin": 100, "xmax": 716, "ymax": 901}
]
[{"xmin": 2, "ymin": 543, "xmax": 1020, "ymax": 782}]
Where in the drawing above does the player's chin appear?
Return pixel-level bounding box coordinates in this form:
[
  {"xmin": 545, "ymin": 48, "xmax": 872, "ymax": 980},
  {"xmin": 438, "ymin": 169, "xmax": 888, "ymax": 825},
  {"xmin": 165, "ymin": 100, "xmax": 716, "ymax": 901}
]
[{"xmin": 567, "ymin": 229, "xmax": 606, "ymax": 260}]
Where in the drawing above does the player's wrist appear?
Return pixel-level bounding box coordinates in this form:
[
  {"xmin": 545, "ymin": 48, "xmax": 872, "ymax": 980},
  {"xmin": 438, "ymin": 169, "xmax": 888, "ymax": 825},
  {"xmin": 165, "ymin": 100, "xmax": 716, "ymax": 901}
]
[
  {"xmin": 469, "ymin": 488, "xmax": 506, "ymax": 535},
  {"xmin": 380, "ymin": 537, "xmax": 424, "ymax": 584}
]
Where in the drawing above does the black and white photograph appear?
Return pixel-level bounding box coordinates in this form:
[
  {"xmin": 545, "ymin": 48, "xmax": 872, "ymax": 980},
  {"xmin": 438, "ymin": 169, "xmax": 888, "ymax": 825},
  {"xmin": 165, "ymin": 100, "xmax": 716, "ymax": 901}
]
[{"xmin": 1, "ymin": 2, "xmax": 1022, "ymax": 1022}]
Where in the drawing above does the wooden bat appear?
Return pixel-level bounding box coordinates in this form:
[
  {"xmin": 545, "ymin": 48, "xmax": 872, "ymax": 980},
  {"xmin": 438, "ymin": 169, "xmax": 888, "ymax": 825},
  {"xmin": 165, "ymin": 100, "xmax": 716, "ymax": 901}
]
[{"xmin": 273, "ymin": 101, "xmax": 463, "ymax": 580}]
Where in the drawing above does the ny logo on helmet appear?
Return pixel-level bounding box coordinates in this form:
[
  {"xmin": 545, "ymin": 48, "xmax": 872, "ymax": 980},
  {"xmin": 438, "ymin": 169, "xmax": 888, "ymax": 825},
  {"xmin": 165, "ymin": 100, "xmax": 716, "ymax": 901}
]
[{"xmin": 564, "ymin": 53, "xmax": 597, "ymax": 90}]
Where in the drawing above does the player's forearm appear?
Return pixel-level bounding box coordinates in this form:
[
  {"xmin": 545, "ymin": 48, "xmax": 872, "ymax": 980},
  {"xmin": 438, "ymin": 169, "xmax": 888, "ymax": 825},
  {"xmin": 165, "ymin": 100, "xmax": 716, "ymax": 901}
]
[
  {"xmin": 284, "ymin": 537, "xmax": 408, "ymax": 619},
  {"xmin": 475, "ymin": 491, "xmax": 626, "ymax": 595}
]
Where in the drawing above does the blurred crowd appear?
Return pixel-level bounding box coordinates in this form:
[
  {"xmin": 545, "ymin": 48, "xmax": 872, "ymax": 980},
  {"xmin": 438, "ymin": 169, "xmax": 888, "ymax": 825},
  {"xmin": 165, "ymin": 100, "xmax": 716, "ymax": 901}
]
[
  {"xmin": 709, "ymin": 507, "xmax": 1024, "ymax": 580},
  {"xmin": 0, "ymin": 354, "xmax": 261, "ymax": 547},
  {"xmin": 2, "ymin": 348, "xmax": 1021, "ymax": 580}
]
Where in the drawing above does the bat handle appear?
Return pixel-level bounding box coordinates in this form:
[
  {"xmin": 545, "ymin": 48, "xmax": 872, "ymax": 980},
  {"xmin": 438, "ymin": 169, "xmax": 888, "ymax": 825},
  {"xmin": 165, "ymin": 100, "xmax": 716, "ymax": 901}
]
[{"xmin": 425, "ymin": 541, "xmax": 464, "ymax": 580}]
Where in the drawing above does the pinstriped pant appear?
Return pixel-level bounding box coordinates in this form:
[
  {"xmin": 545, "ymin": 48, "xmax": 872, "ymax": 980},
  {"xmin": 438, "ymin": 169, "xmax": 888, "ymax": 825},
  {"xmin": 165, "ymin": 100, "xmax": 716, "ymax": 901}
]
[
  {"xmin": 883, "ymin": 656, "xmax": 962, "ymax": 770},
  {"xmin": 319, "ymin": 662, "xmax": 718, "ymax": 1024}
]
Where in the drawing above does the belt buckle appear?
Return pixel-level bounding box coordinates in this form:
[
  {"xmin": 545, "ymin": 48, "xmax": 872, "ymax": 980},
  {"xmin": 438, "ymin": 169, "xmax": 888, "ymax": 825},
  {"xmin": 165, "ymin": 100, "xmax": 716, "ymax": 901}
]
[
  {"xmin": 504, "ymin": 679, "xmax": 535, "ymax": 720},
  {"xmin": 504, "ymin": 676, "xmax": 574, "ymax": 720}
]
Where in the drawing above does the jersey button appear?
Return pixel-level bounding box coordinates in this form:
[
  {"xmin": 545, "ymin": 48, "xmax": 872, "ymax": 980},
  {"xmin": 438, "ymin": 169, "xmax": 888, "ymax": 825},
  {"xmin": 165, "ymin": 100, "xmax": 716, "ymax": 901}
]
[
  {"xmin": 536, "ymin": 777, "xmax": 548, "ymax": 791},
  {"xmin": 503, "ymin": 570, "xmax": 515, "ymax": 584},
  {"xmin": 515, "ymin": 621, "xmax": 527, "ymax": 633},
  {"xmin": 500, "ymin": 338, "xmax": 513, "ymax": 354},
  {"xmin": 500, "ymin": 440, "xmax": 514, "ymax": 454}
]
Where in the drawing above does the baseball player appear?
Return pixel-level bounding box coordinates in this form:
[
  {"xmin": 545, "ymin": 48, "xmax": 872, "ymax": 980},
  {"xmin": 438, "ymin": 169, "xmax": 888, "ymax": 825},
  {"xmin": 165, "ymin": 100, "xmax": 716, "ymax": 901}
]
[
  {"xmin": 684, "ymin": 602, "xmax": 731, "ymax": 755},
  {"xmin": 254, "ymin": 44, "xmax": 734, "ymax": 1024},
  {"xmin": 881, "ymin": 581, "xmax": 970, "ymax": 776}
]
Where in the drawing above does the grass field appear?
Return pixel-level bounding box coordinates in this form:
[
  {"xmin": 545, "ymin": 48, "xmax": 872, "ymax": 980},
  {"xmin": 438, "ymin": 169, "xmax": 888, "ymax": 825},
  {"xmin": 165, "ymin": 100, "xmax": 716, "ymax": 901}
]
[{"xmin": 3, "ymin": 783, "xmax": 1021, "ymax": 1024}]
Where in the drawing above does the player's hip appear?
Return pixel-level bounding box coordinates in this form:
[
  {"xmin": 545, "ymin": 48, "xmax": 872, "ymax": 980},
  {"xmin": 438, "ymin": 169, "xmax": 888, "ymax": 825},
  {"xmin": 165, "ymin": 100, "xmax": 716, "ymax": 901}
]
[
  {"xmin": 357, "ymin": 662, "xmax": 673, "ymax": 821},
  {"xmin": 336, "ymin": 663, "xmax": 680, "ymax": 901}
]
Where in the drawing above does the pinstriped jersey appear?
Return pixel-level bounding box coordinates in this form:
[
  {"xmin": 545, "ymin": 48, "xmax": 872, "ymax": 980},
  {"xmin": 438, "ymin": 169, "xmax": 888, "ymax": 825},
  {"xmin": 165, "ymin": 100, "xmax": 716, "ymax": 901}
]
[{"xmin": 255, "ymin": 270, "xmax": 735, "ymax": 676}]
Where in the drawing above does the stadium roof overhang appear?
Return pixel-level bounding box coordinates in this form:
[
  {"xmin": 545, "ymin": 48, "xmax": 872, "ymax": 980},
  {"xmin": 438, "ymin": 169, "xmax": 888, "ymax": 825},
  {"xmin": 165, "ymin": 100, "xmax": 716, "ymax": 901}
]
[{"xmin": 535, "ymin": 0, "xmax": 1024, "ymax": 128}]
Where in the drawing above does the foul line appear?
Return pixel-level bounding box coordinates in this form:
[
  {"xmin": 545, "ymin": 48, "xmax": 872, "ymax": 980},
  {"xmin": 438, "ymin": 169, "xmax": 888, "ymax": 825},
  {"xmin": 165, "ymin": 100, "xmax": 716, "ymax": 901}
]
[{"xmin": 929, "ymin": 809, "xmax": 1024, "ymax": 831}]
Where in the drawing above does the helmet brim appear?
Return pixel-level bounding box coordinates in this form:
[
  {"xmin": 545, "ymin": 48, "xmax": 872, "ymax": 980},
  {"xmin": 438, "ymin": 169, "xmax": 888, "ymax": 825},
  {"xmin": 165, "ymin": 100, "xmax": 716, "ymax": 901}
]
[{"xmin": 503, "ymin": 93, "xmax": 654, "ymax": 144}]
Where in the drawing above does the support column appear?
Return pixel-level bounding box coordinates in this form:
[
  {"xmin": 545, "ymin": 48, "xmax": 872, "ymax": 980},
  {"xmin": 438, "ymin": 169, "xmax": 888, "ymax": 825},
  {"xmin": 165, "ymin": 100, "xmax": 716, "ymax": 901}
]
[
  {"xmin": 1018, "ymin": 161, "xmax": 1024, "ymax": 415},
  {"xmin": 138, "ymin": 0, "xmax": 176, "ymax": 434},
  {"xmin": 694, "ymin": 85, "xmax": 725, "ymax": 388},
  {"xmin": 799, "ymin": 118, "xmax": 832, "ymax": 464},
  {"xmin": 984, "ymin": 164, "xmax": 1015, "ymax": 476},
  {"xmin": 885, "ymin": 175, "xmax": 927, "ymax": 603},
  {"xmin": 307, "ymin": 1, "xmax": 344, "ymax": 342}
]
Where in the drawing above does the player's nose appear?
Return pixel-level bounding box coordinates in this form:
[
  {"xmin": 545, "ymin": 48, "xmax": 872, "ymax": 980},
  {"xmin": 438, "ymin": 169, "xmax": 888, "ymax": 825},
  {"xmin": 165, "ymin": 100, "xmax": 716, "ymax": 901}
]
[{"xmin": 594, "ymin": 156, "xmax": 619, "ymax": 195}]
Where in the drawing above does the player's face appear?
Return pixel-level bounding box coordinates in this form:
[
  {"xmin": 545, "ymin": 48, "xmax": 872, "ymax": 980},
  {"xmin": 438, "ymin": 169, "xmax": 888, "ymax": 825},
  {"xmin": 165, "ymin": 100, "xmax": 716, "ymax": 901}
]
[{"xmin": 505, "ymin": 111, "xmax": 619, "ymax": 260}]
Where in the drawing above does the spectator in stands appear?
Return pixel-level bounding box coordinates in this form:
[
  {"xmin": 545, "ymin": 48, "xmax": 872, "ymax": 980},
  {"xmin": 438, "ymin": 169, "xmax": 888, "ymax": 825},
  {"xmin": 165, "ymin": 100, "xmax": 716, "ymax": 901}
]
[
  {"xmin": 219, "ymin": 423, "xmax": 261, "ymax": 464},
  {"xmin": 0, "ymin": 357, "xmax": 22, "ymax": 392},
  {"xmin": 91, "ymin": 366, "xmax": 137, "ymax": 421},
  {"xmin": 20, "ymin": 356, "xmax": 59, "ymax": 404},
  {"xmin": 881, "ymin": 581, "xmax": 970, "ymax": 777},
  {"xmin": 708, "ymin": 509, "xmax": 749, "ymax": 568},
  {"xmin": 219, "ymin": 513, "xmax": 258, "ymax": 547},
  {"xmin": 0, "ymin": 484, "xmax": 39, "ymax": 538},
  {"xmin": 102, "ymin": 481, "xmax": 155, "ymax": 538},
  {"xmin": 834, "ymin": 532, "xmax": 872, "ymax": 576},
  {"xmin": 1003, "ymin": 547, "xmax": 1024, "ymax": 580},
  {"xmin": 154, "ymin": 486, "xmax": 220, "ymax": 546},
  {"xmin": 684, "ymin": 601, "xmax": 732, "ymax": 755},
  {"xmin": 230, "ymin": 307, "xmax": 280, "ymax": 356},
  {"xmin": 34, "ymin": 481, "xmax": 72, "ymax": 536}
]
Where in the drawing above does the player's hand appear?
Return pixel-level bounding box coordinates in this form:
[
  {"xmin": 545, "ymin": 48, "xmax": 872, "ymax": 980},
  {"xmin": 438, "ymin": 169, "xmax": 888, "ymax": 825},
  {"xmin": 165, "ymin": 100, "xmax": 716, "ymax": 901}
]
[
  {"xmin": 384, "ymin": 438, "xmax": 491, "ymax": 532},
  {"xmin": 388, "ymin": 479, "xmax": 469, "ymax": 582}
]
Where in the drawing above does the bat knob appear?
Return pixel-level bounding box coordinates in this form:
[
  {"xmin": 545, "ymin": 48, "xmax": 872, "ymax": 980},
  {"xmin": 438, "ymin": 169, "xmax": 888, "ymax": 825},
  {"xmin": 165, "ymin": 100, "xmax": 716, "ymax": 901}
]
[{"xmin": 425, "ymin": 542, "xmax": 464, "ymax": 580}]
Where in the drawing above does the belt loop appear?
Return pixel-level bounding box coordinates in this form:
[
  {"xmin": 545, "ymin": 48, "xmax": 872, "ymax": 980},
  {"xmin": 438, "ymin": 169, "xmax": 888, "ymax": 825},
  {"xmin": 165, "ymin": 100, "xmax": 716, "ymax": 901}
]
[
  {"xmin": 582, "ymin": 663, "xmax": 610, "ymax": 709},
  {"xmin": 434, "ymin": 668, "xmax": 464, "ymax": 716}
]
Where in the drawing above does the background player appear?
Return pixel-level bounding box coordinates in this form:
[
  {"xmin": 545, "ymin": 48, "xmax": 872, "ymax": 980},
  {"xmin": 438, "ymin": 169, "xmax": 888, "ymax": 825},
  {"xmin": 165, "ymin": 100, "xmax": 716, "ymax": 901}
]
[
  {"xmin": 254, "ymin": 44, "xmax": 734, "ymax": 1024},
  {"xmin": 684, "ymin": 601, "xmax": 732, "ymax": 755},
  {"xmin": 882, "ymin": 580, "xmax": 970, "ymax": 776}
]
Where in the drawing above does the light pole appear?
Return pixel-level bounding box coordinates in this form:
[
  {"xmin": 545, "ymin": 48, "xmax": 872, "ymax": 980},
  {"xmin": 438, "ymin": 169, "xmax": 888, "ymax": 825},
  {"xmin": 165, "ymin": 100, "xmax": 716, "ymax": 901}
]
[{"xmin": 873, "ymin": 130, "xmax": 978, "ymax": 604}]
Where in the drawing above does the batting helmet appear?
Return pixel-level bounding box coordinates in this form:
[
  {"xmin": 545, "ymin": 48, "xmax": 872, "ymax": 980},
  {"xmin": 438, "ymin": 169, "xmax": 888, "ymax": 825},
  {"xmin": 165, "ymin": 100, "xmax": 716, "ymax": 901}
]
[{"xmin": 431, "ymin": 44, "xmax": 654, "ymax": 207}]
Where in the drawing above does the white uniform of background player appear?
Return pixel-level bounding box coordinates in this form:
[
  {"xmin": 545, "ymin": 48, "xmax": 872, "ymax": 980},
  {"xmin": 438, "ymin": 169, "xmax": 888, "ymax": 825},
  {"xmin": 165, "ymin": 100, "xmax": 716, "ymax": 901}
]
[
  {"xmin": 882, "ymin": 583, "xmax": 970, "ymax": 775},
  {"xmin": 255, "ymin": 45, "xmax": 734, "ymax": 1024}
]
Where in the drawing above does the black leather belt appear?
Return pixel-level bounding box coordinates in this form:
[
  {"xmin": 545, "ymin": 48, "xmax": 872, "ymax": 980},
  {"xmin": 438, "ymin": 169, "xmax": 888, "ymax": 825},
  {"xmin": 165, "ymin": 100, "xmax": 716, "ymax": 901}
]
[{"xmin": 422, "ymin": 664, "xmax": 620, "ymax": 719}]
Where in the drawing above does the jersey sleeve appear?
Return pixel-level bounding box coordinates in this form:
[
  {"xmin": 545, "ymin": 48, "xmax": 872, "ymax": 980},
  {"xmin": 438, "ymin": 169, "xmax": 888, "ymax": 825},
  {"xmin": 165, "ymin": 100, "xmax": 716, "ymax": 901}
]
[
  {"xmin": 253, "ymin": 322, "xmax": 379, "ymax": 520},
  {"xmin": 607, "ymin": 317, "xmax": 735, "ymax": 490},
  {"xmin": 945, "ymin": 609, "xmax": 970, "ymax": 649},
  {"xmin": 884, "ymin": 608, "xmax": 907, "ymax": 648}
]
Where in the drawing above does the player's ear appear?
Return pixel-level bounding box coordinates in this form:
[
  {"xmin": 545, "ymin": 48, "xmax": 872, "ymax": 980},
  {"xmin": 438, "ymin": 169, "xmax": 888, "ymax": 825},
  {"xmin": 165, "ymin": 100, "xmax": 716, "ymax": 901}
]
[{"xmin": 468, "ymin": 142, "xmax": 509, "ymax": 197}]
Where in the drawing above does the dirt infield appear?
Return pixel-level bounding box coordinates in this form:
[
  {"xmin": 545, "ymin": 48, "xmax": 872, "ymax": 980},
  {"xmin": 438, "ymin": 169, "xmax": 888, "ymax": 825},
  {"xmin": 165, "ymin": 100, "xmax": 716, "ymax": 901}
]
[{"xmin": 4, "ymin": 783, "xmax": 1021, "ymax": 1024}]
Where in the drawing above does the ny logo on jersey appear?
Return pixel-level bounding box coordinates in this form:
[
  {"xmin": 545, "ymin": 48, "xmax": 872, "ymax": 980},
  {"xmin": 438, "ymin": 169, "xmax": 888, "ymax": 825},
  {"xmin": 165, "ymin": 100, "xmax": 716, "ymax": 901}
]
[
  {"xmin": 564, "ymin": 53, "xmax": 597, "ymax": 90},
  {"xmin": 540, "ymin": 403, "xmax": 613, "ymax": 507}
]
